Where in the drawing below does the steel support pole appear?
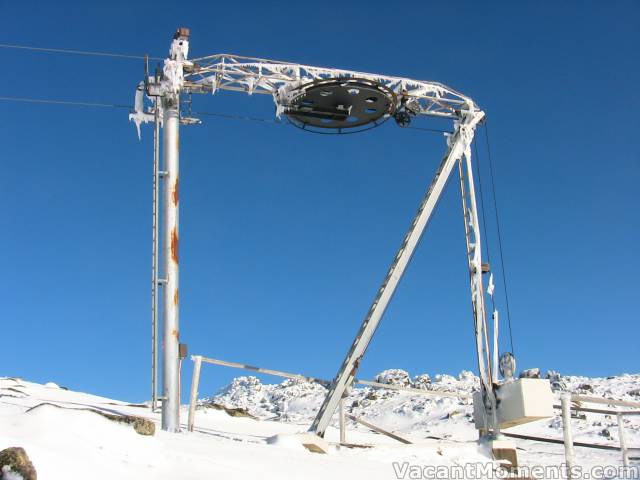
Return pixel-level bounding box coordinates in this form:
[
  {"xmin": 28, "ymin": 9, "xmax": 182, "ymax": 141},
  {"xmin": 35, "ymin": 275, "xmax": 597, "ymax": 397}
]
[
  {"xmin": 457, "ymin": 150, "xmax": 498, "ymax": 435},
  {"xmin": 161, "ymin": 95, "xmax": 181, "ymax": 432},
  {"xmin": 151, "ymin": 97, "xmax": 160, "ymax": 412},
  {"xmin": 309, "ymin": 110, "xmax": 484, "ymax": 437}
]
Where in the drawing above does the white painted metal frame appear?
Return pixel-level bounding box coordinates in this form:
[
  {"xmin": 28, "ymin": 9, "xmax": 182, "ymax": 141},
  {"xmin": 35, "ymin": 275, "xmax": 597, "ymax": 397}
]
[
  {"xmin": 457, "ymin": 145, "xmax": 499, "ymax": 436},
  {"xmin": 131, "ymin": 28, "xmax": 493, "ymax": 436},
  {"xmin": 184, "ymin": 54, "xmax": 476, "ymax": 120}
]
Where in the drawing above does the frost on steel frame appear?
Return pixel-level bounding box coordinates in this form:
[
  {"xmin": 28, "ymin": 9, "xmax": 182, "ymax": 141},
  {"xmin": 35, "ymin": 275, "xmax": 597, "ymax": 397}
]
[{"xmin": 130, "ymin": 27, "xmax": 553, "ymax": 463}]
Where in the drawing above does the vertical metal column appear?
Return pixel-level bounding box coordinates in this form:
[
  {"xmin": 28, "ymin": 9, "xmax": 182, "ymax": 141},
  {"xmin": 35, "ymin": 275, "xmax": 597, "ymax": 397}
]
[
  {"xmin": 457, "ymin": 139, "xmax": 506, "ymax": 441},
  {"xmin": 151, "ymin": 97, "xmax": 160, "ymax": 412},
  {"xmin": 457, "ymin": 154, "xmax": 494, "ymax": 398},
  {"xmin": 162, "ymin": 95, "xmax": 181, "ymax": 432}
]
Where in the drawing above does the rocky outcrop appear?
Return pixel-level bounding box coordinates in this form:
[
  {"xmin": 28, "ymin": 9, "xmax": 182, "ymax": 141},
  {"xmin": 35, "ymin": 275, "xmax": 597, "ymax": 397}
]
[
  {"xmin": 206, "ymin": 403, "xmax": 257, "ymax": 419},
  {"xmin": 374, "ymin": 369, "xmax": 412, "ymax": 387},
  {"xmin": 26, "ymin": 403, "xmax": 155, "ymax": 436},
  {"xmin": 0, "ymin": 447, "xmax": 37, "ymax": 480},
  {"xmin": 519, "ymin": 368, "xmax": 541, "ymax": 379}
]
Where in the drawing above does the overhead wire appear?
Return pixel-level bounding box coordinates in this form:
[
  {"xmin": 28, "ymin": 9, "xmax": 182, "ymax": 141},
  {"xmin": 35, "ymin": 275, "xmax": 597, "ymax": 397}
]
[
  {"xmin": 192, "ymin": 110, "xmax": 283, "ymax": 125},
  {"xmin": 404, "ymin": 125, "xmax": 451, "ymax": 134},
  {"xmin": 483, "ymin": 122, "xmax": 515, "ymax": 356},
  {"xmin": 0, "ymin": 44, "xmax": 449, "ymax": 133},
  {"xmin": 0, "ymin": 95, "xmax": 282, "ymax": 125},
  {"xmin": 0, "ymin": 95, "xmax": 451, "ymax": 134},
  {"xmin": 0, "ymin": 43, "xmax": 162, "ymax": 61},
  {"xmin": 0, "ymin": 96, "xmax": 132, "ymax": 109},
  {"xmin": 1, "ymin": 43, "xmax": 452, "ymax": 135}
]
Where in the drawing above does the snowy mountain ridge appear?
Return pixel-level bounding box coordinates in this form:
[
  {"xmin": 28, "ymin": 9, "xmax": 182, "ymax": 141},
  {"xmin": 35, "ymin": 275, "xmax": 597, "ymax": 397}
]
[{"xmin": 208, "ymin": 369, "xmax": 640, "ymax": 444}]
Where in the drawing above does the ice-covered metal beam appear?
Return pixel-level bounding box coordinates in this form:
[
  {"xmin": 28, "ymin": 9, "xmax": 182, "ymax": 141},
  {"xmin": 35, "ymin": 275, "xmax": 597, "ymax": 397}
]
[{"xmin": 183, "ymin": 54, "xmax": 475, "ymax": 120}]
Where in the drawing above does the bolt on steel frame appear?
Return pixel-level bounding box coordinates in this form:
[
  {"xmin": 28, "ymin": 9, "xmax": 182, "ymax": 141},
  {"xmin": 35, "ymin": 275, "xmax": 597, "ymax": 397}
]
[{"xmin": 131, "ymin": 28, "xmax": 498, "ymax": 436}]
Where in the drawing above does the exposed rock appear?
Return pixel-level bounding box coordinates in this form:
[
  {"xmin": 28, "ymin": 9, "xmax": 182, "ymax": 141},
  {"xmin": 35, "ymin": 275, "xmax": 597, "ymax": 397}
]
[
  {"xmin": 519, "ymin": 368, "xmax": 541, "ymax": 379},
  {"xmin": 2, "ymin": 387, "xmax": 27, "ymax": 396},
  {"xmin": 0, "ymin": 447, "xmax": 37, "ymax": 480},
  {"xmin": 413, "ymin": 374, "xmax": 431, "ymax": 389},
  {"xmin": 374, "ymin": 369, "xmax": 412, "ymax": 387},
  {"xmin": 577, "ymin": 383, "xmax": 594, "ymax": 392},
  {"xmin": 445, "ymin": 409, "xmax": 463, "ymax": 419},
  {"xmin": 600, "ymin": 428, "xmax": 612, "ymax": 439},
  {"xmin": 207, "ymin": 403, "xmax": 258, "ymax": 419},
  {"xmin": 434, "ymin": 374, "xmax": 457, "ymax": 384},
  {"xmin": 25, "ymin": 403, "xmax": 155, "ymax": 436},
  {"xmin": 545, "ymin": 370, "xmax": 567, "ymax": 391},
  {"xmin": 132, "ymin": 417, "xmax": 156, "ymax": 436},
  {"xmin": 365, "ymin": 390, "xmax": 379, "ymax": 401},
  {"xmin": 458, "ymin": 371, "xmax": 476, "ymax": 382},
  {"xmin": 545, "ymin": 370, "xmax": 558, "ymax": 379}
]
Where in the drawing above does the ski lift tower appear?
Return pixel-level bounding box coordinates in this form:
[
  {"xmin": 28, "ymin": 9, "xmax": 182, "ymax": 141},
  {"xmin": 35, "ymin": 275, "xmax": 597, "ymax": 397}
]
[{"xmin": 130, "ymin": 28, "xmax": 552, "ymax": 453}]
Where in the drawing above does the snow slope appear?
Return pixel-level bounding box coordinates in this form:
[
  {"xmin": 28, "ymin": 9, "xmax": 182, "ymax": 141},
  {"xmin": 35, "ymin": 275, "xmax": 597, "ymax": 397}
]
[{"xmin": 1, "ymin": 371, "xmax": 638, "ymax": 479}]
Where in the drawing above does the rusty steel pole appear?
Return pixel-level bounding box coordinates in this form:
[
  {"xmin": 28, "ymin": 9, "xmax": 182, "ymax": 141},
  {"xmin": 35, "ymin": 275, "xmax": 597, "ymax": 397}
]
[{"xmin": 161, "ymin": 94, "xmax": 181, "ymax": 432}]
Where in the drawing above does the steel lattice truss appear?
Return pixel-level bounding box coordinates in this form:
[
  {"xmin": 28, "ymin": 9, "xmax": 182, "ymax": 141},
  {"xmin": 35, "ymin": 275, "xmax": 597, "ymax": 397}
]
[{"xmin": 183, "ymin": 54, "xmax": 478, "ymax": 120}]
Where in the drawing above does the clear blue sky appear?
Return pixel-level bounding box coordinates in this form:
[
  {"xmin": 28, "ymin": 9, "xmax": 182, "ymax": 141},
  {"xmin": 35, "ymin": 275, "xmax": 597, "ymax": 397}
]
[{"xmin": 1, "ymin": 1, "xmax": 638, "ymax": 403}]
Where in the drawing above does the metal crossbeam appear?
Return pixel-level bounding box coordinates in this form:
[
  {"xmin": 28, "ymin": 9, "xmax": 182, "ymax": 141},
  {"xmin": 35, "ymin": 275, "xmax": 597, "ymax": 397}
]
[{"xmin": 183, "ymin": 54, "xmax": 476, "ymax": 120}]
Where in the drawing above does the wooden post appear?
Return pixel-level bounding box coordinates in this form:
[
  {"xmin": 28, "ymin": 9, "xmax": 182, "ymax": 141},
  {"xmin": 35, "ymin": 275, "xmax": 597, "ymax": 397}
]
[
  {"xmin": 561, "ymin": 393, "xmax": 575, "ymax": 479},
  {"xmin": 187, "ymin": 355, "xmax": 203, "ymax": 432}
]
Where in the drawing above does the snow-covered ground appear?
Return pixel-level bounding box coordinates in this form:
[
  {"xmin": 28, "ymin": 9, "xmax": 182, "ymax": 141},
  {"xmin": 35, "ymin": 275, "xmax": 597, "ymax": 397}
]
[{"xmin": 1, "ymin": 370, "xmax": 638, "ymax": 479}]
